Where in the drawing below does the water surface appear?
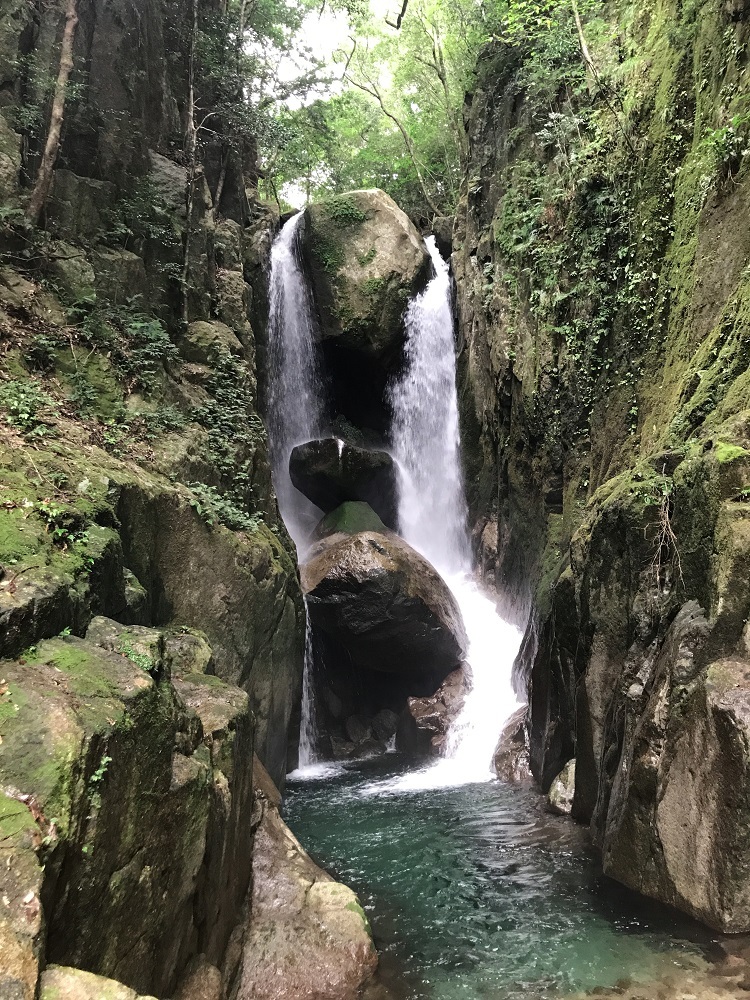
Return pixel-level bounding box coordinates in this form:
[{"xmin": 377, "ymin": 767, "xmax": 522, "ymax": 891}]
[{"xmin": 285, "ymin": 757, "xmax": 717, "ymax": 1000}]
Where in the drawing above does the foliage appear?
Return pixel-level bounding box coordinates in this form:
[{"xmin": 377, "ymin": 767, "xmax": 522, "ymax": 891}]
[
  {"xmin": 73, "ymin": 303, "xmax": 178, "ymax": 394},
  {"xmin": 188, "ymin": 481, "xmax": 262, "ymax": 532},
  {"xmin": 190, "ymin": 353, "xmax": 265, "ymax": 530},
  {"xmin": 0, "ymin": 380, "xmax": 58, "ymax": 437}
]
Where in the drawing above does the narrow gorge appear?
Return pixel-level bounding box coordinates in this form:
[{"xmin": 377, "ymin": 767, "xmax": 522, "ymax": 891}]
[{"xmin": 1, "ymin": 0, "xmax": 750, "ymax": 999}]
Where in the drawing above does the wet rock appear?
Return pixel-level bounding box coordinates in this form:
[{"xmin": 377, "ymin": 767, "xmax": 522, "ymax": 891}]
[
  {"xmin": 350, "ymin": 736, "xmax": 388, "ymax": 758},
  {"xmin": 290, "ymin": 438, "xmax": 399, "ymax": 529},
  {"xmin": 547, "ymin": 759, "xmax": 576, "ymax": 815},
  {"xmin": 302, "ymin": 531, "xmax": 467, "ymax": 681},
  {"xmin": 397, "ymin": 667, "xmax": 467, "ymax": 755},
  {"xmin": 493, "ymin": 707, "xmax": 532, "ymax": 783},
  {"xmin": 314, "ymin": 502, "xmax": 389, "ymax": 539},
  {"xmin": 345, "ymin": 714, "xmax": 373, "ymax": 744},
  {"xmin": 372, "ymin": 708, "xmax": 399, "ymax": 742},
  {"xmin": 237, "ymin": 760, "xmax": 377, "ymax": 1000},
  {"xmin": 300, "ymin": 189, "xmax": 430, "ymax": 362},
  {"xmin": 431, "ymin": 216, "xmax": 453, "ymax": 259}
]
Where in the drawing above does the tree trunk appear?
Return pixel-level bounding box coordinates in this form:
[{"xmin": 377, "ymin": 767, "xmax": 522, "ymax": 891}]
[
  {"xmin": 182, "ymin": 0, "xmax": 199, "ymax": 326},
  {"xmin": 26, "ymin": 0, "xmax": 79, "ymax": 225}
]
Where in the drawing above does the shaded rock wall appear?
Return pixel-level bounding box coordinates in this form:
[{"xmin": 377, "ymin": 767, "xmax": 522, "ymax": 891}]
[{"xmin": 454, "ymin": 0, "xmax": 750, "ymax": 930}]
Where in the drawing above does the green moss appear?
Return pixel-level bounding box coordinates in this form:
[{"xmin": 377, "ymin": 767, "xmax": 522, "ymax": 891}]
[
  {"xmin": 0, "ymin": 790, "xmax": 31, "ymax": 840},
  {"xmin": 117, "ymin": 637, "xmax": 154, "ymax": 673},
  {"xmin": 35, "ymin": 639, "xmax": 120, "ymax": 700},
  {"xmin": 323, "ymin": 195, "xmax": 368, "ymax": 228},
  {"xmin": 345, "ymin": 899, "xmax": 373, "ymax": 938},
  {"xmin": 311, "ymin": 231, "xmax": 345, "ymax": 276},
  {"xmin": 182, "ymin": 671, "xmax": 228, "ymax": 688},
  {"xmin": 54, "ymin": 349, "xmax": 125, "ymax": 422},
  {"xmin": 362, "ymin": 277, "xmax": 385, "ymax": 297},
  {"xmin": 714, "ymin": 441, "xmax": 749, "ymax": 464},
  {"xmin": 0, "ymin": 512, "xmax": 43, "ymax": 563},
  {"xmin": 357, "ymin": 247, "xmax": 377, "ymax": 266}
]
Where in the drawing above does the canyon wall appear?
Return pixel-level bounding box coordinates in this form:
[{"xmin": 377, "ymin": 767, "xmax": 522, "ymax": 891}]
[{"xmin": 454, "ymin": 0, "xmax": 750, "ymax": 931}]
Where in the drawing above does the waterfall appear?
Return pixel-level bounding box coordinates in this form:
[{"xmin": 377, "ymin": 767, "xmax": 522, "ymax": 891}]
[
  {"xmin": 390, "ymin": 237, "xmax": 523, "ymax": 784},
  {"xmin": 268, "ymin": 214, "xmax": 328, "ymax": 775},
  {"xmin": 297, "ymin": 608, "xmax": 318, "ymax": 767},
  {"xmin": 267, "ymin": 212, "xmax": 326, "ymax": 550}
]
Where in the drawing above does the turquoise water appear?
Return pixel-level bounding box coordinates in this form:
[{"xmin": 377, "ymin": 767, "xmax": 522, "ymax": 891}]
[{"xmin": 284, "ymin": 757, "xmax": 717, "ymax": 1000}]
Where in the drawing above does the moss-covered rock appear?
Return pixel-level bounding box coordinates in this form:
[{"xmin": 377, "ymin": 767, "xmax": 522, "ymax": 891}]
[
  {"xmin": 300, "ymin": 189, "xmax": 430, "ymax": 362},
  {"xmin": 453, "ymin": 0, "xmax": 750, "ymax": 930},
  {"xmin": 313, "ymin": 501, "xmax": 388, "ymax": 539},
  {"xmin": 290, "ymin": 437, "xmax": 398, "ymax": 528},
  {"xmin": 40, "ymin": 965, "xmax": 158, "ymax": 1000}
]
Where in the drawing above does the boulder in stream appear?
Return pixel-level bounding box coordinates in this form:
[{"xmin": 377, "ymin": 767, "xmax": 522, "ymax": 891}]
[
  {"xmin": 302, "ymin": 531, "xmax": 467, "ymax": 681},
  {"xmin": 493, "ymin": 706, "xmax": 533, "ymax": 783},
  {"xmin": 397, "ymin": 667, "xmax": 468, "ymax": 756},
  {"xmin": 299, "ymin": 189, "xmax": 430, "ymax": 361},
  {"xmin": 290, "ymin": 438, "xmax": 399, "ymax": 529},
  {"xmin": 547, "ymin": 759, "xmax": 576, "ymax": 815}
]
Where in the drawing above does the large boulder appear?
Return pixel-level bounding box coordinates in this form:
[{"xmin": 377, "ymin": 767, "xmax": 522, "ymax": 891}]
[
  {"xmin": 0, "ymin": 628, "xmax": 255, "ymax": 1000},
  {"xmin": 302, "ymin": 531, "xmax": 467, "ymax": 680},
  {"xmin": 299, "ymin": 190, "xmax": 430, "ymax": 361},
  {"xmin": 493, "ymin": 707, "xmax": 532, "ymax": 783},
  {"xmin": 290, "ymin": 438, "xmax": 399, "ymax": 528}
]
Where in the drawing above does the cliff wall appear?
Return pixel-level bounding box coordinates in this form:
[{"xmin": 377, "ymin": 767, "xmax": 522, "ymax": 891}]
[{"xmin": 454, "ymin": 0, "xmax": 750, "ymax": 931}]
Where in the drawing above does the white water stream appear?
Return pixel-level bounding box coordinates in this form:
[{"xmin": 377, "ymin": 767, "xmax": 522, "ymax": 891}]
[
  {"xmin": 266, "ymin": 212, "xmax": 326, "ymax": 551},
  {"xmin": 389, "ymin": 238, "xmax": 523, "ymax": 787}
]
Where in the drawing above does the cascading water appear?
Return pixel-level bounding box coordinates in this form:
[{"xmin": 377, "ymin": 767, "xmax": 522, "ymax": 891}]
[
  {"xmin": 390, "ymin": 237, "xmax": 523, "ymax": 784},
  {"xmin": 266, "ymin": 212, "xmax": 327, "ymax": 551},
  {"xmin": 297, "ymin": 609, "xmax": 318, "ymax": 767},
  {"xmin": 267, "ymin": 214, "xmax": 329, "ymax": 775}
]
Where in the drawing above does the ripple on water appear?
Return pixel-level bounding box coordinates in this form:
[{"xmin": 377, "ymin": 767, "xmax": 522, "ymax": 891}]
[{"xmin": 284, "ymin": 757, "xmax": 723, "ymax": 1000}]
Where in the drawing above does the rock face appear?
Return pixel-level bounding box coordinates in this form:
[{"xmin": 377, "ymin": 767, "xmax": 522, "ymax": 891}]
[
  {"xmin": 302, "ymin": 531, "xmax": 467, "ymax": 680},
  {"xmin": 0, "ymin": 625, "xmax": 254, "ymax": 1000},
  {"xmin": 453, "ymin": 3, "xmax": 750, "ymax": 931},
  {"xmin": 290, "ymin": 438, "xmax": 399, "ymax": 528},
  {"xmin": 547, "ymin": 760, "xmax": 575, "ymax": 816},
  {"xmin": 300, "ymin": 190, "xmax": 430, "ymax": 362},
  {"xmin": 236, "ymin": 760, "xmax": 377, "ymax": 1000}
]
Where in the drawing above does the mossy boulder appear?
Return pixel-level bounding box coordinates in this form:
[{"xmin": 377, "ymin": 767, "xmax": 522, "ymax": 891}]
[
  {"xmin": 300, "ymin": 189, "xmax": 430, "ymax": 361},
  {"xmin": 302, "ymin": 530, "xmax": 467, "ymax": 681},
  {"xmin": 180, "ymin": 320, "xmax": 243, "ymax": 366},
  {"xmin": 290, "ymin": 438, "xmax": 398, "ymax": 528}
]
